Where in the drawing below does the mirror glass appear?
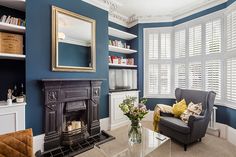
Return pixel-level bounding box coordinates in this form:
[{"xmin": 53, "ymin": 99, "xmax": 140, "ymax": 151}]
[{"xmin": 52, "ymin": 6, "xmax": 96, "ymax": 72}]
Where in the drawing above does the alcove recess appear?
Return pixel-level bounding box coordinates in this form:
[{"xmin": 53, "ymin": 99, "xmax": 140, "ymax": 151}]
[{"xmin": 0, "ymin": 1, "xmax": 26, "ymax": 101}]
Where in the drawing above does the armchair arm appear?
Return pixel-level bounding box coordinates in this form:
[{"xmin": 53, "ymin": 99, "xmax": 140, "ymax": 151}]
[
  {"xmin": 187, "ymin": 115, "xmax": 208, "ymax": 141},
  {"xmin": 187, "ymin": 115, "xmax": 205, "ymax": 127},
  {"xmin": 160, "ymin": 112, "xmax": 174, "ymax": 117}
]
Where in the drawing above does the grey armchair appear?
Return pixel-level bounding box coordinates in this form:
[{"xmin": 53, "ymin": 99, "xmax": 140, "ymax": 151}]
[{"xmin": 158, "ymin": 88, "xmax": 216, "ymax": 151}]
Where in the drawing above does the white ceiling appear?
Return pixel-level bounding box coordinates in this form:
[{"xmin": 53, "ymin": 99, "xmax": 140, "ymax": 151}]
[
  {"xmin": 82, "ymin": 0, "xmax": 226, "ymax": 26},
  {"xmin": 115, "ymin": 0, "xmax": 224, "ymax": 19}
]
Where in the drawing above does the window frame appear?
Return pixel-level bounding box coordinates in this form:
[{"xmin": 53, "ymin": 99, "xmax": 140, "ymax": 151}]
[{"xmin": 143, "ymin": 27, "xmax": 174, "ymax": 98}]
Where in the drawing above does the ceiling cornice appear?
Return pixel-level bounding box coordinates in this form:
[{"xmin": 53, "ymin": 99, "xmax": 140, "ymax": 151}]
[
  {"xmin": 82, "ymin": 0, "xmax": 229, "ymax": 28},
  {"xmin": 82, "ymin": 0, "xmax": 120, "ymax": 11}
]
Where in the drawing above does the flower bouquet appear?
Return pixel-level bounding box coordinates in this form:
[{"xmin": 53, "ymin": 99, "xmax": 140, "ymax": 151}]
[{"xmin": 119, "ymin": 96, "xmax": 148, "ymax": 144}]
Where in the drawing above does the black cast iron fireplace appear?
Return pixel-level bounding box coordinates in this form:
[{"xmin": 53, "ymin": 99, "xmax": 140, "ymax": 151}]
[{"xmin": 36, "ymin": 79, "xmax": 114, "ymax": 157}]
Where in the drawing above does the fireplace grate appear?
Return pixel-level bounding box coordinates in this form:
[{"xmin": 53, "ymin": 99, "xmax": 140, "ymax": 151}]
[{"xmin": 35, "ymin": 131, "xmax": 115, "ymax": 157}]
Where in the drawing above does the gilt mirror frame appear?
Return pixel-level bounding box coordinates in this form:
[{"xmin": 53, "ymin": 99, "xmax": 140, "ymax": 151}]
[{"xmin": 51, "ymin": 6, "xmax": 96, "ymax": 72}]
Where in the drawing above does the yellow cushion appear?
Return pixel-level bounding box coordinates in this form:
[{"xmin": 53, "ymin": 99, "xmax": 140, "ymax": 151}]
[{"xmin": 172, "ymin": 99, "xmax": 187, "ymax": 117}]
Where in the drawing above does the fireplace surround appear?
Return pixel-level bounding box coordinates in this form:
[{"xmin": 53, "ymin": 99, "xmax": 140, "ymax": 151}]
[{"xmin": 41, "ymin": 79, "xmax": 103, "ymax": 151}]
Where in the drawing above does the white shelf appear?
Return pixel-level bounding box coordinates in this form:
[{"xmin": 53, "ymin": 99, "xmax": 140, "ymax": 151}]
[
  {"xmin": 0, "ymin": 53, "xmax": 25, "ymax": 60},
  {"xmin": 0, "ymin": 22, "xmax": 25, "ymax": 33},
  {"xmin": 0, "ymin": 0, "xmax": 25, "ymax": 11},
  {"xmin": 109, "ymin": 63, "xmax": 137, "ymax": 68},
  {"xmin": 108, "ymin": 27, "xmax": 137, "ymax": 40},
  {"xmin": 109, "ymin": 45, "xmax": 137, "ymax": 54}
]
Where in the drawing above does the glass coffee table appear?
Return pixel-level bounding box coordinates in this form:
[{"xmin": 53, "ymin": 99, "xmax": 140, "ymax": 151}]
[{"xmin": 95, "ymin": 126, "xmax": 171, "ymax": 157}]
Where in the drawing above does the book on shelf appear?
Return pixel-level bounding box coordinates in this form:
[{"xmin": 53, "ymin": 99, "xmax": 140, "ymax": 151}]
[
  {"xmin": 109, "ymin": 40, "xmax": 130, "ymax": 49},
  {"xmin": 109, "ymin": 56, "xmax": 135, "ymax": 66},
  {"xmin": 0, "ymin": 15, "xmax": 26, "ymax": 27}
]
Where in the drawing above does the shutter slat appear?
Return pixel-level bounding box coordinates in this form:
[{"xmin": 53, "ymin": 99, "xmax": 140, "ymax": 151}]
[
  {"xmin": 175, "ymin": 64, "xmax": 186, "ymax": 89},
  {"xmin": 189, "ymin": 25, "xmax": 202, "ymax": 57},
  {"xmin": 189, "ymin": 62, "xmax": 202, "ymax": 90},
  {"xmin": 227, "ymin": 58, "xmax": 236, "ymax": 103},
  {"xmin": 175, "ymin": 30, "xmax": 186, "ymax": 58},
  {"xmin": 206, "ymin": 60, "xmax": 221, "ymax": 99}
]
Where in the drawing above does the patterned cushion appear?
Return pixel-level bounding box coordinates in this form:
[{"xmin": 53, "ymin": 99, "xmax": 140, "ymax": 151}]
[{"xmin": 180, "ymin": 102, "xmax": 202, "ymax": 123}]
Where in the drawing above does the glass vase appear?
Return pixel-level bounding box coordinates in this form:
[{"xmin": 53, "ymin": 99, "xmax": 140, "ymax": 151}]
[{"xmin": 128, "ymin": 120, "xmax": 142, "ymax": 144}]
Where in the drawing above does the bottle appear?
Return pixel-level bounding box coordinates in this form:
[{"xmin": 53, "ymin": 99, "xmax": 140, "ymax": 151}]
[
  {"xmin": 12, "ymin": 85, "xmax": 17, "ymax": 102},
  {"xmin": 13, "ymin": 85, "xmax": 18, "ymax": 97},
  {"xmin": 20, "ymin": 83, "xmax": 24, "ymax": 96}
]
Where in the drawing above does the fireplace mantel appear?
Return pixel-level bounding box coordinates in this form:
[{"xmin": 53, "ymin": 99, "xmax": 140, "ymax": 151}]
[{"xmin": 41, "ymin": 79, "xmax": 103, "ymax": 151}]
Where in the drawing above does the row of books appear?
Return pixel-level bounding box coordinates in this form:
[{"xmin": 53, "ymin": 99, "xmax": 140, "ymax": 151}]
[
  {"xmin": 109, "ymin": 40, "xmax": 130, "ymax": 49},
  {"xmin": 109, "ymin": 69, "xmax": 137, "ymax": 90},
  {"xmin": 0, "ymin": 15, "xmax": 26, "ymax": 27},
  {"xmin": 109, "ymin": 56, "xmax": 134, "ymax": 65}
]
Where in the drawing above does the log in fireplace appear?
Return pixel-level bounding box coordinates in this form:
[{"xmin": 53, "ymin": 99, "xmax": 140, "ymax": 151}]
[{"xmin": 41, "ymin": 79, "xmax": 102, "ymax": 151}]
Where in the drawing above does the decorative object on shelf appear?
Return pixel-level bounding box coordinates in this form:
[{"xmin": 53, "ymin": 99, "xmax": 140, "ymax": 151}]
[
  {"xmin": 119, "ymin": 97, "xmax": 148, "ymax": 144},
  {"xmin": 7, "ymin": 89, "xmax": 13, "ymax": 105},
  {"xmin": 7, "ymin": 83, "xmax": 26, "ymax": 104},
  {"xmin": 108, "ymin": 56, "xmax": 112, "ymax": 63},
  {"xmin": 0, "ymin": 32, "xmax": 23, "ymax": 54},
  {"xmin": 16, "ymin": 83, "xmax": 25, "ymax": 103}
]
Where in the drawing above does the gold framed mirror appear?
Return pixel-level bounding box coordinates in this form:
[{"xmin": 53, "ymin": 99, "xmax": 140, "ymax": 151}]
[{"xmin": 51, "ymin": 6, "xmax": 96, "ymax": 72}]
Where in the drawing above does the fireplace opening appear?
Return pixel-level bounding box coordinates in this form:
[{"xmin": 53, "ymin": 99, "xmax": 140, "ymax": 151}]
[{"xmin": 62, "ymin": 101, "xmax": 89, "ymax": 146}]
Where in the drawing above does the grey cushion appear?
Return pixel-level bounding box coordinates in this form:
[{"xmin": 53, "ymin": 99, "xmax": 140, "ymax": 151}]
[{"xmin": 159, "ymin": 117, "xmax": 190, "ymax": 134}]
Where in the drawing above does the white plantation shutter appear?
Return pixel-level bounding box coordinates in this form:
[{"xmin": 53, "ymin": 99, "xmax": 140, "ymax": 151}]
[
  {"xmin": 144, "ymin": 29, "xmax": 172, "ymax": 97},
  {"xmin": 189, "ymin": 25, "xmax": 202, "ymax": 56},
  {"xmin": 175, "ymin": 30, "xmax": 186, "ymax": 58},
  {"xmin": 205, "ymin": 60, "xmax": 221, "ymax": 99},
  {"xmin": 227, "ymin": 58, "xmax": 236, "ymax": 103},
  {"xmin": 206, "ymin": 19, "xmax": 221, "ymax": 54},
  {"xmin": 148, "ymin": 63, "xmax": 159, "ymax": 95},
  {"xmin": 148, "ymin": 33, "xmax": 159, "ymax": 59},
  {"xmin": 160, "ymin": 64, "xmax": 171, "ymax": 94},
  {"xmin": 175, "ymin": 64, "xmax": 186, "ymax": 89},
  {"xmin": 227, "ymin": 10, "xmax": 236, "ymax": 51},
  {"xmin": 161, "ymin": 33, "xmax": 171, "ymax": 59},
  {"xmin": 189, "ymin": 62, "xmax": 202, "ymax": 90}
]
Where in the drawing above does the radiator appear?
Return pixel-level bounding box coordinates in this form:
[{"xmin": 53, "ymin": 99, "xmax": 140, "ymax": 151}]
[{"xmin": 208, "ymin": 106, "xmax": 217, "ymax": 129}]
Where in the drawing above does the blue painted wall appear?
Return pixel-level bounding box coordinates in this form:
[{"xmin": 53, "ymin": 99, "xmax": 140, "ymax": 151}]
[
  {"xmin": 58, "ymin": 42, "xmax": 90, "ymax": 67},
  {"xmin": 109, "ymin": 21, "xmax": 128, "ymax": 32},
  {"xmin": 216, "ymin": 105, "xmax": 236, "ymax": 129},
  {"xmin": 24, "ymin": 0, "xmax": 236, "ymax": 135},
  {"xmin": 26, "ymin": 0, "xmax": 109, "ymax": 135}
]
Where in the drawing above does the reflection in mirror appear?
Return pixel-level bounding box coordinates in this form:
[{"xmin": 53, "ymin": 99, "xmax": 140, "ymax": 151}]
[
  {"xmin": 51, "ymin": 6, "xmax": 96, "ymax": 72},
  {"xmin": 58, "ymin": 13, "xmax": 91, "ymax": 67}
]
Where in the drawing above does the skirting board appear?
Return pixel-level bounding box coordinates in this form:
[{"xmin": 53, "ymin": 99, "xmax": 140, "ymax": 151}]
[{"xmin": 33, "ymin": 117, "xmax": 110, "ymax": 154}]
